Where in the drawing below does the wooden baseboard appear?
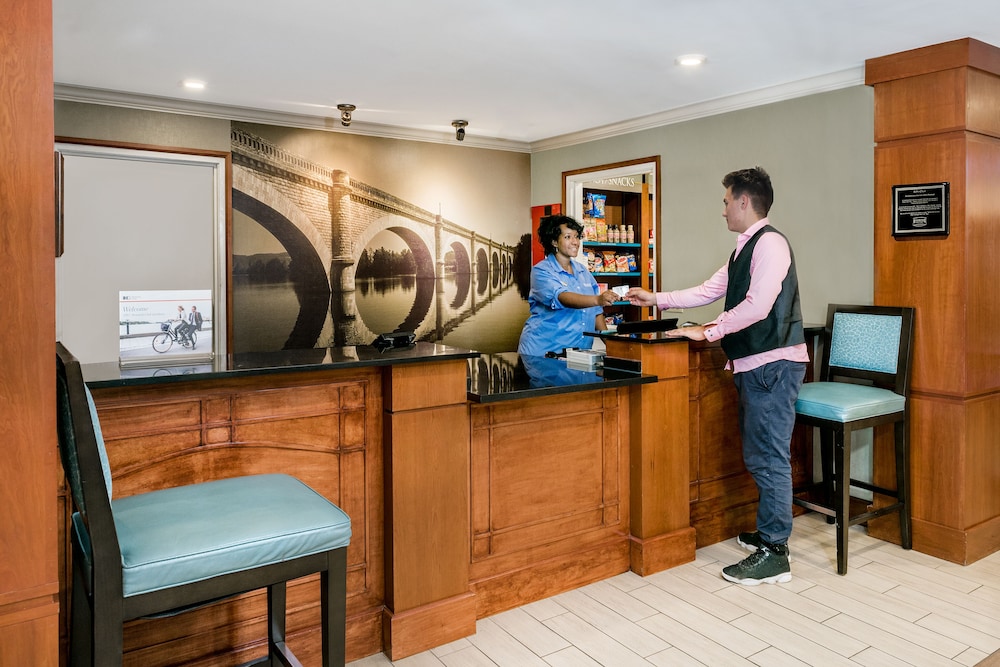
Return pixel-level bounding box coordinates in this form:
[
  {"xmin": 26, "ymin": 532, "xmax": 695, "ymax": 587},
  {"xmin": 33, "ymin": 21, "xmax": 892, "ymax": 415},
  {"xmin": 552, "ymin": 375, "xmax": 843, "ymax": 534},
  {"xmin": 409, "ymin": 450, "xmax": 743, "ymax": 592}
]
[
  {"xmin": 629, "ymin": 526, "xmax": 696, "ymax": 576},
  {"xmin": 471, "ymin": 539, "xmax": 630, "ymax": 619},
  {"xmin": 382, "ymin": 592, "xmax": 476, "ymax": 661},
  {"xmin": 903, "ymin": 515, "xmax": 1000, "ymax": 565}
]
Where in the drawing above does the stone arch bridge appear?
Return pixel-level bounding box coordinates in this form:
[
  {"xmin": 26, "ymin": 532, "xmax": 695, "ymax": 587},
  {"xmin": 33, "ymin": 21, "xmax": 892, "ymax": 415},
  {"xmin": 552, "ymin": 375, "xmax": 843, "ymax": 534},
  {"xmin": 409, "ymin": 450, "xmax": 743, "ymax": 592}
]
[{"xmin": 231, "ymin": 128, "xmax": 519, "ymax": 346}]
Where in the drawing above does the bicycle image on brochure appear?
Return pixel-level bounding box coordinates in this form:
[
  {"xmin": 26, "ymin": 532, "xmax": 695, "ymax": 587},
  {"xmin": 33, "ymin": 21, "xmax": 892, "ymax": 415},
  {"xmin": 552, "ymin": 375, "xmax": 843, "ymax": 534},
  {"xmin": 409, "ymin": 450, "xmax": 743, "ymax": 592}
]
[{"xmin": 152, "ymin": 320, "xmax": 197, "ymax": 353}]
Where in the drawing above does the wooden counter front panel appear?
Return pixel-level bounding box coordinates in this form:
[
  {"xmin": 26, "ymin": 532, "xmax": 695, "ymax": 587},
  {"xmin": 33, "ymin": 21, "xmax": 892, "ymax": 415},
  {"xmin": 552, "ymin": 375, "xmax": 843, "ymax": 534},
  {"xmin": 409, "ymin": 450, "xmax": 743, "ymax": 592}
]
[
  {"xmin": 84, "ymin": 369, "xmax": 385, "ymax": 665},
  {"xmin": 469, "ymin": 389, "xmax": 630, "ymax": 616}
]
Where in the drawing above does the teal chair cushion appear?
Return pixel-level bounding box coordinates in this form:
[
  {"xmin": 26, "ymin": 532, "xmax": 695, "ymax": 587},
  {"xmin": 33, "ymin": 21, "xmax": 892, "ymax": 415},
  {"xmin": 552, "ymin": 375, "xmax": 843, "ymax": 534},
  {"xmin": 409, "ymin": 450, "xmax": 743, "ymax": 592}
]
[
  {"xmin": 795, "ymin": 382, "xmax": 906, "ymax": 423},
  {"xmin": 112, "ymin": 473, "xmax": 352, "ymax": 598}
]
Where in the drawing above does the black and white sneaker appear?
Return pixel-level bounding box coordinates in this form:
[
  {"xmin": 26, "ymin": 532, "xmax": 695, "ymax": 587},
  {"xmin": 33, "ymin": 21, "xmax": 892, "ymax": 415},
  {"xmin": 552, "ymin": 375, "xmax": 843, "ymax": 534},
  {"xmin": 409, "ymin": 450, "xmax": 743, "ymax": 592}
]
[{"xmin": 722, "ymin": 542, "xmax": 792, "ymax": 586}]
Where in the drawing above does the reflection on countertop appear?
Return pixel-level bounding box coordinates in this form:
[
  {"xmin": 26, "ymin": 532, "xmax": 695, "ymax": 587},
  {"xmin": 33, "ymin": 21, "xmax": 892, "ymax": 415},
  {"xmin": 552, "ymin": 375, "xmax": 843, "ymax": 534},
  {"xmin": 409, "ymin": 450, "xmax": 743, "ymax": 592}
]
[{"xmin": 467, "ymin": 352, "xmax": 655, "ymax": 403}]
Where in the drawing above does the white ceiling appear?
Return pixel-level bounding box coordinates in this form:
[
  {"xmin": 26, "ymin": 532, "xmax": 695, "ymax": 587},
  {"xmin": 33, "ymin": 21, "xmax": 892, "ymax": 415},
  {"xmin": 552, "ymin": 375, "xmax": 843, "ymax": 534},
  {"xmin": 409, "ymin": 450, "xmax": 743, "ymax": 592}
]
[{"xmin": 53, "ymin": 0, "xmax": 1000, "ymax": 152}]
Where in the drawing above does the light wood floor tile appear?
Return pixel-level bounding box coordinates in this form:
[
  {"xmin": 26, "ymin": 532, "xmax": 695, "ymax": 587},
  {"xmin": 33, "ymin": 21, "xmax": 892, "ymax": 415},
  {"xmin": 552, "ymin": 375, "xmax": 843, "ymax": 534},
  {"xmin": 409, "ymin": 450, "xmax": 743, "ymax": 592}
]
[
  {"xmin": 747, "ymin": 645, "xmax": 813, "ymax": 667},
  {"xmin": 954, "ymin": 647, "xmax": 991, "ymax": 666},
  {"xmin": 464, "ymin": 618, "xmax": 550, "ymax": 667},
  {"xmin": 729, "ymin": 612, "xmax": 859, "ymax": 667},
  {"xmin": 540, "ymin": 646, "xmax": 603, "ymax": 667},
  {"xmin": 864, "ymin": 550, "xmax": 982, "ymax": 593},
  {"xmin": 348, "ymin": 515, "xmax": 1000, "ymax": 667},
  {"xmin": 604, "ymin": 570, "xmax": 649, "ymax": 593},
  {"xmin": 791, "ymin": 559, "xmax": 926, "ymax": 622},
  {"xmin": 645, "ymin": 645, "xmax": 710, "ymax": 667},
  {"xmin": 518, "ymin": 596, "xmax": 569, "ymax": 622},
  {"xmin": 803, "ymin": 585, "xmax": 967, "ymax": 658},
  {"xmin": 430, "ymin": 637, "xmax": 474, "ymax": 658},
  {"xmin": 971, "ymin": 584, "xmax": 1000, "ymax": 607},
  {"xmin": 638, "ymin": 612, "xmax": 756, "ymax": 666},
  {"xmin": 821, "ymin": 610, "xmax": 959, "ymax": 666},
  {"xmin": 488, "ymin": 608, "xmax": 570, "ymax": 658},
  {"xmin": 576, "ymin": 578, "xmax": 660, "ymax": 622},
  {"xmin": 718, "ymin": 584, "xmax": 865, "ymax": 657},
  {"xmin": 662, "ymin": 560, "xmax": 732, "ymax": 593},
  {"xmin": 644, "ymin": 568, "xmax": 750, "ymax": 622},
  {"xmin": 916, "ymin": 612, "xmax": 1000, "ymax": 654},
  {"xmin": 392, "ymin": 651, "xmax": 447, "ymax": 667},
  {"xmin": 541, "ymin": 611, "xmax": 652, "ymax": 667},
  {"xmin": 848, "ymin": 646, "xmax": 922, "ymax": 667},
  {"xmin": 884, "ymin": 584, "xmax": 1000, "ymax": 638},
  {"xmin": 550, "ymin": 588, "xmax": 669, "ymax": 657},
  {"xmin": 630, "ymin": 583, "xmax": 768, "ymax": 657},
  {"xmin": 439, "ymin": 646, "xmax": 497, "ymax": 667}
]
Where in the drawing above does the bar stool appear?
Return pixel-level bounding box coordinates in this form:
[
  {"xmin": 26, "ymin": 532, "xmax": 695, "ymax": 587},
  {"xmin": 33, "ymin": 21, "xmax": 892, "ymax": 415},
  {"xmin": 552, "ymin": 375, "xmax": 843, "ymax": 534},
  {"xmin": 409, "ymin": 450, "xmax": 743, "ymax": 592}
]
[
  {"xmin": 56, "ymin": 342, "xmax": 352, "ymax": 666},
  {"xmin": 792, "ymin": 304, "xmax": 915, "ymax": 574}
]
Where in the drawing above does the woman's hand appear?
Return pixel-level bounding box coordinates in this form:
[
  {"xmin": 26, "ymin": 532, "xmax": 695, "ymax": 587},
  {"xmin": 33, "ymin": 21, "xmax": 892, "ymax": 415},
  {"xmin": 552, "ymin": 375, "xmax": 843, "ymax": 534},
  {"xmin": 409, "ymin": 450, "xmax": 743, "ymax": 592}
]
[{"xmin": 597, "ymin": 290, "xmax": 618, "ymax": 307}]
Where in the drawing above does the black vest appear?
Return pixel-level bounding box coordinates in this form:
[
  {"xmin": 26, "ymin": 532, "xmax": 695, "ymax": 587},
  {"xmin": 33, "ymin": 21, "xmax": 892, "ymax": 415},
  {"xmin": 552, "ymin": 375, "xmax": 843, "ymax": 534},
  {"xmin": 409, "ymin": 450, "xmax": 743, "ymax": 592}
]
[{"xmin": 721, "ymin": 225, "xmax": 805, "ymax": 361}]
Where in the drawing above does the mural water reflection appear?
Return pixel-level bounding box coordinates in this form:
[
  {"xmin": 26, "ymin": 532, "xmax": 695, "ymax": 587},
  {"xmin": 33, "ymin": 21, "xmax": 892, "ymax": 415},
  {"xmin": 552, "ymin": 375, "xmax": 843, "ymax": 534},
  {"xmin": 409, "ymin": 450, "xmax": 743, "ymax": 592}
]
[{"xmin": 233, "ymin": 274, "xmax": 528, "ymax": 355}]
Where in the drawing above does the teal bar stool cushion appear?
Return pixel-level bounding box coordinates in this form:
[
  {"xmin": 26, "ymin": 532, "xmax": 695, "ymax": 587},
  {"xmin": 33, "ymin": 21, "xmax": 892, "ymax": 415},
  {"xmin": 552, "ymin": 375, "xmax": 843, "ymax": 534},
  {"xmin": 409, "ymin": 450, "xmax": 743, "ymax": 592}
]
[
  {"xmin": 112, "ymin": 473, "xmax": 352, "ymax": 598},
  {"xmin": 795, "ymin": 382, "xmax": 906, "ymax": 423}
]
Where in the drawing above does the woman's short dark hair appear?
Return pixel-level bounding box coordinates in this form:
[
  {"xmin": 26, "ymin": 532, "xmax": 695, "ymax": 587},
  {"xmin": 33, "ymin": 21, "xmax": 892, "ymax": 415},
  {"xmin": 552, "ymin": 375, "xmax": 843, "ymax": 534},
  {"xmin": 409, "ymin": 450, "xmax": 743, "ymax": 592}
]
[
  {"xmin": 722, "ymin": 166, "xmax": 773, "ymax": 216},
  {"xmin": 538, "ymin": 215, "xmax": 583, "ymax": 255}
]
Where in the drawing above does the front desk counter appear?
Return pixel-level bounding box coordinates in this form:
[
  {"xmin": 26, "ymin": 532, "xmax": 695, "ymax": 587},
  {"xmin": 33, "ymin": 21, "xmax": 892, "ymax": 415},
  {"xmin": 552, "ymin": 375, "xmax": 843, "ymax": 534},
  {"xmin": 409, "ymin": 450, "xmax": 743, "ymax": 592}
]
[
  {"xmin": 69, "ymin": 336, "xmax": 784, "ymax": 665},
  {"xmin": 76, "ymin": 343, "xmax": 480, "ymax": 665},
  {"xmin": 464, "ymin": 352, "xmax": 682, "ymax": 635},
  {"xmin": 592, "ymin": 328, "xmax": 817, "ymax": 552}
]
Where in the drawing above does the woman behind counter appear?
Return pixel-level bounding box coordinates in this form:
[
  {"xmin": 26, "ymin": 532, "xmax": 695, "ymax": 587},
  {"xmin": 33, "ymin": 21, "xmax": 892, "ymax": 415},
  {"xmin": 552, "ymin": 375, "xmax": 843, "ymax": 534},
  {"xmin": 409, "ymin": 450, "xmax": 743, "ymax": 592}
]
[{"xmin": 518, "ymin": 215, "xmax": 618, "ymax": 357}]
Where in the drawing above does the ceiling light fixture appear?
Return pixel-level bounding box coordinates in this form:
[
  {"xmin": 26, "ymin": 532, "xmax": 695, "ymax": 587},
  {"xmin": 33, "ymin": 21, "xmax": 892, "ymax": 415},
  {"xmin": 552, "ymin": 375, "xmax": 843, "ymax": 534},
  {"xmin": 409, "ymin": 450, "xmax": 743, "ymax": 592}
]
[
  {"xmin": 452, "ymin": 120, "xmax": 468, "ymax": 141},
  {"xmin": 182, "ymin": 79, "xmax": 206, "ymax": 90},
  {"xmin": 337, "ymin": 103, "xmax": 356, "ymax": 127},
  {"xmin": 676, "ymin": 54, "xmax": 706, "ymax": 67}
]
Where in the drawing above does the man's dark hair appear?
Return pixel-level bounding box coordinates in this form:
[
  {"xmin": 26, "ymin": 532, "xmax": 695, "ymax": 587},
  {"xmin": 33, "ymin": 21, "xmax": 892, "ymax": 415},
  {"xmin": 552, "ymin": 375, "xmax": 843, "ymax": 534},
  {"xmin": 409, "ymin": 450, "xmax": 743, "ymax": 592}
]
[
  {"xmin": 723, "ymin": 166, "xmax": 773, "ymax": 217},
  {"xmin": 537, "ymin": 214, "xmax": 583, "ymax": 256}
]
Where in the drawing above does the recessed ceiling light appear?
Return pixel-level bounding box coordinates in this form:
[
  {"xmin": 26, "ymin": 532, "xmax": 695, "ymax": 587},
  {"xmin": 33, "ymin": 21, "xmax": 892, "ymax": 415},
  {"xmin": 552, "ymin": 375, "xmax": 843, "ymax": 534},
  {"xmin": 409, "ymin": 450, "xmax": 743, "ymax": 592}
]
[
  {"xmin": 182, "ymin": 80, "xmax": 206, "ymax": 91},
  {"xmin": 676, "ymin": 54, "xmax": 706, "ymax": 67}
]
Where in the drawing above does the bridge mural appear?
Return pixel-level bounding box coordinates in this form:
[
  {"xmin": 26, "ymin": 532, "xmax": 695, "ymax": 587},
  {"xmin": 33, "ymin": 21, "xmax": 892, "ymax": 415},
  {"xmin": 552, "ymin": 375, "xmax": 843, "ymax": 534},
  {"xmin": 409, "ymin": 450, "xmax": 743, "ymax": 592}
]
[{"xmin": 230, "ymin": 127, "xmax": 527, "ymax": 352}]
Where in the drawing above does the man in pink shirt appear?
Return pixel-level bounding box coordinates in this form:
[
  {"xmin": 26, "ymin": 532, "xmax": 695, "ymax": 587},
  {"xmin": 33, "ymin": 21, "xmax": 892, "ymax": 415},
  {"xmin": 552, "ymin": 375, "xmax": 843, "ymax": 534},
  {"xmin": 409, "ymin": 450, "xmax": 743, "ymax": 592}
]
[{"xmin": 626, "ymin": 166, "xmax": 808, "ymax": 585}]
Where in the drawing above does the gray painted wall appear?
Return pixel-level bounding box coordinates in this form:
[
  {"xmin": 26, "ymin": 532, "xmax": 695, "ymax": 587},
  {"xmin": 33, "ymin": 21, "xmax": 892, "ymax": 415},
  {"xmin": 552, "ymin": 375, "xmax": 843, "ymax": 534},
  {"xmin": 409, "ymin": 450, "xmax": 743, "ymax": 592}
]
[
  {"xmin": 531, "ymin": 85, "xmax": 876, "ymax": 327},
  {"xmin": 55, "ymin": 101, "xmax": 232, "ymax": 151}
]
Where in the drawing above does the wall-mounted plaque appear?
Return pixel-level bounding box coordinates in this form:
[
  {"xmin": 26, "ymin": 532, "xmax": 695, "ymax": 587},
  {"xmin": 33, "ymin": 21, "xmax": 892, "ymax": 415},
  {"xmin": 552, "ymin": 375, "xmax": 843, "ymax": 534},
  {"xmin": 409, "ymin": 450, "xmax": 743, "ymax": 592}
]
[{"xmin": 892, "ymin": 182, "xmax": 949, "ymax": 238}]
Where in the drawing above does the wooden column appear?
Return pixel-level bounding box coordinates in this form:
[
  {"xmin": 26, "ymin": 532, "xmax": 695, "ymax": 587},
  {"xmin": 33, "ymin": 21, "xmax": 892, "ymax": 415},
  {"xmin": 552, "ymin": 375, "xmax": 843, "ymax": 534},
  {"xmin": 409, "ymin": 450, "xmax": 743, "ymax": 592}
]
[
  {"xmin": 0, "ymin": 1, "xmax": 60, "ymax": 665},
  {"xmin": 381, "ymin": 360, "xmax": 476, "ymax": 660},
  {"xmin": 602, "ymin": 338, "xmax": 696, "ymax": 574},
  {"xmin": 866, "ymin": 38, "xmax": 1000, "ymax": 564}
]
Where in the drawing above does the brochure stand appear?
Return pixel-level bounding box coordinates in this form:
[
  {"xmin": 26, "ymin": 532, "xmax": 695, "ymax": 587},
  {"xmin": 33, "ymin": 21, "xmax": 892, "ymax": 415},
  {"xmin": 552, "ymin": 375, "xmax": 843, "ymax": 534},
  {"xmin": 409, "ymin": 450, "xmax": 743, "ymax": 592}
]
[{"xmin": 119, "ymin": 289, "xmax": 215, "ymax": 367}]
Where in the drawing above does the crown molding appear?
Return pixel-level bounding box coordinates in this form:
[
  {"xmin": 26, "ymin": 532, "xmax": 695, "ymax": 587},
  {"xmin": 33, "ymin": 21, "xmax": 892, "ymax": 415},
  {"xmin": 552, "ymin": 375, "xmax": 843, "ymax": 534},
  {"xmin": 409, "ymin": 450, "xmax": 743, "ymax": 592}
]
[
  {"xmin": 53, "ymin": 84, "xmax": 533, "ymax": 153},
  {"xmin": 529, "ymin": 66, "xmax": 866, "ymax": 152},
  {"xmin": 56, "ymin": 67, "xmax": 864, "ymax": 156}
]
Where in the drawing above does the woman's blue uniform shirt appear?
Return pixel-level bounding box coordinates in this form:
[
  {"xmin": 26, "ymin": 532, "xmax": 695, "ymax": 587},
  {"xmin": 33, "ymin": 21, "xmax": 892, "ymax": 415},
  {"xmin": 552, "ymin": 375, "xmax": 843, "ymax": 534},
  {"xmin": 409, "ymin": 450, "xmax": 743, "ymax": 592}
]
[{"xmin": 518, "ymin": 254, "xmax": 603, "ymax": 356}]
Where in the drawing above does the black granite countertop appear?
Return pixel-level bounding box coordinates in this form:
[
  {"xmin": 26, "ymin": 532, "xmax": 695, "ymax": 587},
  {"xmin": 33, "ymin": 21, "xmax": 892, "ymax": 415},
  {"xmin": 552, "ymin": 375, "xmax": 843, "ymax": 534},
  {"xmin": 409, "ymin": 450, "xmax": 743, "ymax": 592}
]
[
  {"xmin": 467, "ymin": 352, "xmax": 656, "ymax": 403},
  {"xmin": 81, "ymin": 341, "xmax": 481, "ymax": 388}
]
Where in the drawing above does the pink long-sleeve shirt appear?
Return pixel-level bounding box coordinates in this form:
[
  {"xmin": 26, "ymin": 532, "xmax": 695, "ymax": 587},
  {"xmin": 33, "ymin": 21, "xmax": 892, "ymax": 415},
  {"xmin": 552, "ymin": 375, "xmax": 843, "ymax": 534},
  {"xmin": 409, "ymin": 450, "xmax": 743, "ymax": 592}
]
[{"xmin": 656, "ymin": 218, "xmax": 810, "ymax": 373}]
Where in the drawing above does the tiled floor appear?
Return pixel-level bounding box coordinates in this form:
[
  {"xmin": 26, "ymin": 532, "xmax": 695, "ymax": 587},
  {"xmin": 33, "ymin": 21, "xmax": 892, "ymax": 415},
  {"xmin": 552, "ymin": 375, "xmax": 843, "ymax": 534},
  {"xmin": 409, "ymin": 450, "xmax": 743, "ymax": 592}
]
[{"xmin": 348, "ymin": 513, "xmax": 1000, "ymax": 667}]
